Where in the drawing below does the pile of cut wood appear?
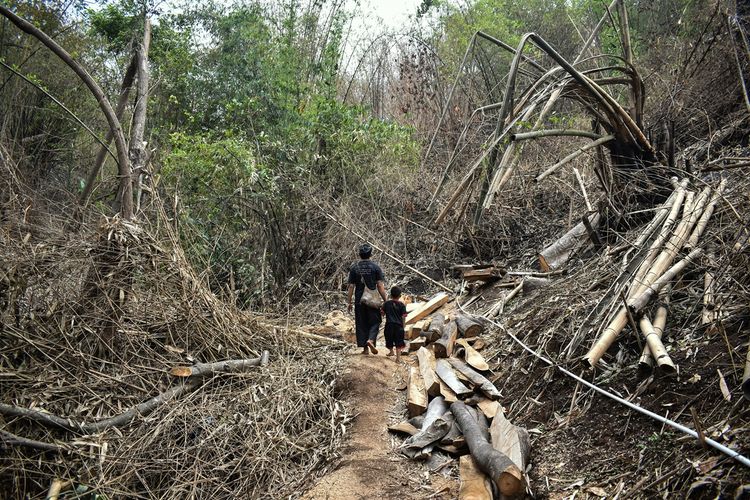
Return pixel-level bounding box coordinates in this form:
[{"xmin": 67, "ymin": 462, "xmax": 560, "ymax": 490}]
[{"xmin": 389, "ymin": 293, "xmax": 531, "ymax": 499}]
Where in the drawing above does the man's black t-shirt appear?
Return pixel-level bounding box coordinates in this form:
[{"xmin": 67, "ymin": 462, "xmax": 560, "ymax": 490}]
[
  {"xmin": 383, "ymin": 299, "xmax": 407, "ymax": 326},
  {"xmin": 348, "ymin": 260, "xmax": 385, "ymax": 303}
]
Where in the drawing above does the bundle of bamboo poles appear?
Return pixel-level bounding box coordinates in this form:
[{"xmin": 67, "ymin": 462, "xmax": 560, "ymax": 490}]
[
  {"xmin": 391, "ymin": 316, "xmax": 531, "ymax": 499},
  {"xmin": 583, "ymin": 177, "xmax": 726, "ymax": 371}
]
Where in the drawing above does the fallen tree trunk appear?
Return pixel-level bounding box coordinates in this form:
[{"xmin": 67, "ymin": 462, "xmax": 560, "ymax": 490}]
[
  {"xmin": 435, "ymin": 359, "xmax": 473, "ymax": 398},
  {"xmin": 424, "ymin": 313, "xmax": 446, "ymax": 343},
  {"xmin": 451, "ymin": 401, "xmax": 524, "ymax": 497},
  {"xmin": 0, "ymin": 380, "xmax": 199, "ymax": 434},
  {"xmin": 539, "ymin": 213, "xmax": 600, "ymax": 271},
  {"xmin": 417, "ymin": 347, "xmax": 441, "ymax": 397},
  {"xmin": 455, "ymin": 314, "xmax": 485, "ymax": 338},
  {"xmin": 432, "ymin": 320, "xmax": 459, "ymax": 358},
  {"xmin": 169, "ymin": 351, "xmax": 270, "ymax": 377},
  {"xmin": 448, "ymin": 358, "xmax": 501, "ymax": 400}
]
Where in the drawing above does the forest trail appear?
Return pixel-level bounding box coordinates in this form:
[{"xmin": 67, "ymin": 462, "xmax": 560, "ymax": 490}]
[
  {"xmin": 303, "ymin": 349, "xmax": 410, "ymax": 499},
  {"xmin": 304, "ymin": 348, "xmax": 452, "ymax": 499}
]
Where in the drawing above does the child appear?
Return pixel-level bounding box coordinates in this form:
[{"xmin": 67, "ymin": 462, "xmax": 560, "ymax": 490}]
[{"xmin": 383, "ymin": 286, "xmax": 407, "ymax": 361}]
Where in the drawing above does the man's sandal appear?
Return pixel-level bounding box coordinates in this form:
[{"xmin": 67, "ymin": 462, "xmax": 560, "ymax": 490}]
[{"xmin": 367, "ymin": 341, "xmax": 378, "ymax": 355}]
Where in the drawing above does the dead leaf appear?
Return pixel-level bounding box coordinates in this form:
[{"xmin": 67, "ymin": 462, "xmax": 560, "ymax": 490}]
[
  {"xmin": 686, "ymin": 373, "xmax": 701, "ymax": 384},
  {"xmin": 717, "ymin": 369, "xmax": 731, "ymax": 402},
  {"xmin": 585, "ymin": 486, "xmax": 608, "ymax": 497}
]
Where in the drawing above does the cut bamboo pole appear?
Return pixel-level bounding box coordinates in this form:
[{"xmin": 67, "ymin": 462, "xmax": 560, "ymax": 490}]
[
  {"xmin": 630, "ymin": 184, "xmax": 690, "ymax": 293},
  {"xmin": 686, "ymin": 179, "xmax": 726, "ymax": 249},
  {"xmin": 743, "ymin": 343, "xmax": 750, "ymax": 401},
  {"xmin": 628, "ymin": 248, "xmax": 704, "ymax": 315},
  {"xmin": 639, "ymin": 315, "xmax": 676, "ymax": 375},
  {"xmin": 638, "ymin": 285, "xmax": 671, "ymax": 371}
]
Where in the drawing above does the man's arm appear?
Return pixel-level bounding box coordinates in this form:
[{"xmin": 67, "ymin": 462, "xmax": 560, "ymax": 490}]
[
  {"xmin": 376, "ymin": 281, "xmax": 387, "ymax": 301},
  {"xmin": 347, "ymin": 284, "xmax": 355, "ymax": 313}
]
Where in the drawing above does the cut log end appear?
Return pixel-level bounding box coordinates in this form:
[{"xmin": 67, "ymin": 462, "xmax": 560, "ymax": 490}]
[
  {"xmin": 169, "ymin": 366, "xmax": 193, "ymax": 377},
  {"xmin": 498, "ymin": 468, "xmax": 524, "ymax": 497}
]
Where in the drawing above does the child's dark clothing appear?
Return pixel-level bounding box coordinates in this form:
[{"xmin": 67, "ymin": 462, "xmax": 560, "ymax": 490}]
[{"xmin": 383, "ymin": 299, "xmax": 407, "ymax": 349}]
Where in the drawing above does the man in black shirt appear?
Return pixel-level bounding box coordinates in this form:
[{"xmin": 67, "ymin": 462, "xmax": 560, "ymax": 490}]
[{"xmin": 347, "ymin": 244, "xmax": 387, "ymax": 354}]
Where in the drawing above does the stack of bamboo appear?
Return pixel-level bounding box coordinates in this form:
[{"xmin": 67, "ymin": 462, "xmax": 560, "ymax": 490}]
[
  {"xmin": 392, "ymin": 306, "xmax": 531, "ymax": 499},
  {"xmin": 582, "ymin": 177, "xmax": 726, "ymax": 371}
]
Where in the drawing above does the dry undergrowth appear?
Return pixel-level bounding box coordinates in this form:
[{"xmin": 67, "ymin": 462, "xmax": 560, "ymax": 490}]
[{"xmin": 0, "ymin": 163, "xmax": 349, "ymax": 498}]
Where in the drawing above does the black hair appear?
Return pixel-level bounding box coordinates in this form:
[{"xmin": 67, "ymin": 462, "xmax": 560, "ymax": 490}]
[
  {"xmin": 390, "ymin": 286, "xmax": 402, "ymax": 298},
  {"xmin": 358, "ymin": 244, "xmax": 373, "ymax": 259}
]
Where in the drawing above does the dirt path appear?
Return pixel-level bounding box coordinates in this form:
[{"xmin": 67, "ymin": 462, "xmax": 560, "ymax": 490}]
[{"xmin": 303, "ymin": 348, "xmax": 455, "ymax": 499}]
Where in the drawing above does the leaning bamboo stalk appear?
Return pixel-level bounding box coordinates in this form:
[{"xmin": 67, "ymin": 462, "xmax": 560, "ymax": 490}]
[
  {"xmin": 628, "ymin": 248, "xmax": 704, "ymax": 315},
  {"xmin": 685, "ymin": 179, "xmax": 726, "ymax": 249},
  {"xmin": 639, "ymin": 315, "xmax": 676, "ymax": 374},
  {"xmin": 535, "ymin": 135, "xmax": 615, "ymax": 182},
  {"xmin": 639, "ymin": 285, "xmax": 671, "ymax": 371}
]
